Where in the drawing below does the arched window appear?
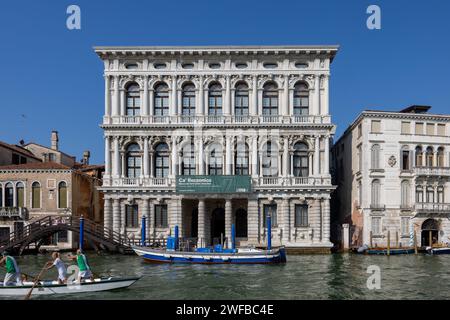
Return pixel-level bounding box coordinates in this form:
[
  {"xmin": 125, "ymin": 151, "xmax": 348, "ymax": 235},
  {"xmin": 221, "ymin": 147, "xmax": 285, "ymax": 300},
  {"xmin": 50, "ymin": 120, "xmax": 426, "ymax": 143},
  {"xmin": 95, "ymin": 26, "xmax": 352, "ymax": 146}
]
[
  {"xmin": 235, "ymin": 142, "xmax": 249, "ymax": 175},
  {"xmin": 208, "ymin": 83, "xmax": 223, "ymax": 115},
  {"xmin": 125, "ymin": 83, "xmax": 140, "ymax": 116},
  {"xmin": 16, "ymin": 182, "xmax": 24, "ymax": 207},
  {"xmin": 58, "ymin": 181, "xmax": 68, "ymax": 209},
  {"xmin": 426, "ymin": 186, "xmax": 434, "ymax": 203},
  {"xmin": 415, "ymin": 146, "xmax": 423, "ymax": 167},
  {"xmin": 293, "ymin": 82, "xmax": 309, "ymax": 115},
  {"xmin": 401, "ymin": 180, "xmax": 411, "ymax": 208},
  {"xmin": 5, "ymin": 183, "xmax": 13, "ymax": 207},
  {"xmin": 262, "ymin": 141, "xmax": 278, "ymax": 177},
  {"xmin": 126, "ymin": 144, "xmax": 141, "ymax": 178},
  {"xmin": 262, "ymin": 82, "xmax": 278, "ymax": 116},
  {"xmin": 208, "ymin": 143, "xmax": 223, "ymax": 175},
  {"xmin": 154, "ymin": 83, "xmax": 169, "ymax": 116},
  {"xmin": 234, "ymin": 82, "xmax": 249, "ymax": 116},
  {"xmin": 181, "ymin": 142, "xmax": 196, "ymax": 175},
  {"xmin": 426, "ymin": 147, "xmax": 434, "ymax": 167},
  {"xmin": 416, "ymin": 185, "xmax": 424, "ymax": 203},
  {"xmin": 371, "ymin": 179, "xmax": 381, "ymax": 207},
  {"xmin": 154, "ymin": 143, "xmax": 169, "ymax": 178},
  {"xmin": 31, "ymin": 182, "xmax": 41, "ymax": 208},
  {"xmin": 182, "ymin": 83, "xmax": 195, "ymax": 116},
  {"xmin": 293, "ymin": 142, "xmax": 309, "ymax": 177},
  {"xmin": 437, "ymin": 147, "xmax": 445, "ymax": 167},
  {"xmin": 371, "ymin": 144, "xmax": 381, "ymax": 169}
]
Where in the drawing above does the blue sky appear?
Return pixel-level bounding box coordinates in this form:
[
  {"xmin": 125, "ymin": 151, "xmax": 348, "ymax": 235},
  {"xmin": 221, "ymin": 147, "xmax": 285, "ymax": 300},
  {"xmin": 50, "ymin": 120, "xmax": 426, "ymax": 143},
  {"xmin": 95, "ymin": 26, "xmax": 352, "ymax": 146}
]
[{"xmin": 0, "ymin": 0, "xmax": 449, "ymax": 164}]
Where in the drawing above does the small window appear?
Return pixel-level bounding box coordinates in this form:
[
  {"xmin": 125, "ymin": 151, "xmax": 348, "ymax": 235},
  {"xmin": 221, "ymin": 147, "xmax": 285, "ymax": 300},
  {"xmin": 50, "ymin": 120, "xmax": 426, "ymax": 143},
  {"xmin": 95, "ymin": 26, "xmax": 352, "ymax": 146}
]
[
  {"xmin": 294, "ymin": 62, "xmax": 308, "ymax": 69},
  {"xmin": 401, "ymin": 217, "xmax": 410, "ymax": 236},
  {"xmin": 125, "ymin": 205, "xmax": 139, "ymax": 228},
  {"xmin": 154, "ymin": 63, "xmax": 167, "ymax": 69},
  {"xmin": 182, "ymin": 63, "xmax": 194, "ymax": 69},
  {"xmin": 371, "ymin": 120, "xmax": 381, "ymax": 133},
  {"xmin": 415, "ymin": 122, "xmax": 424, "ymax": 135},
  {"xmin": 235, "ymin": 62, "xmax": 248, "ymax": 69},
  {"xmin": 12, "ymin": 154, "xmax": 20, "ymax": 165},
  {"xmin": 357, "ymin": 124, "xmax": 362, "ymax": 138},
  {"xmin": 294, "ymin": 204, "xmax": 308, "ymax": 227},
  {"xmin": 426, "ymin": 123, "xmax": 435, "ymax": 136},
  {"xmin": 208, "ymin": 63, "xmax": 221, "ymax": 69},
  {"xmin": 125, "ymin": 63, "xmax": 139, "ymax": 70},
  {"xmin": 263, "ymin": 62, "xmax": 278, "ymax": 69},
  {"xmin": 401, "ymin": 121, "xmax": 410, "ymax": 134},
  {"xmin": 263, "ymin": 204, "xmax": 277, "ymax": 227},
  {"xmin": 155, "ymin": 205, "xmax": 168, "ymax": 228},
  {"xmin": 437, "ymin": 124, "xmax": 446, "ymax": 136},
  {"xmin": 371, "ymin": 217, "xmax": 381, "ymax": 235}
]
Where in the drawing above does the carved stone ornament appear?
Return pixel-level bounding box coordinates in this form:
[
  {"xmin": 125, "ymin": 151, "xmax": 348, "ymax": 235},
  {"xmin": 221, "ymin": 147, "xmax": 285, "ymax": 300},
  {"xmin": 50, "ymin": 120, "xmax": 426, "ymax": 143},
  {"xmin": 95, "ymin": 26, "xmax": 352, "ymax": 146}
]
[{"xmin": 388, "ymin": 155, "xmax": 397, "ymax": 167}]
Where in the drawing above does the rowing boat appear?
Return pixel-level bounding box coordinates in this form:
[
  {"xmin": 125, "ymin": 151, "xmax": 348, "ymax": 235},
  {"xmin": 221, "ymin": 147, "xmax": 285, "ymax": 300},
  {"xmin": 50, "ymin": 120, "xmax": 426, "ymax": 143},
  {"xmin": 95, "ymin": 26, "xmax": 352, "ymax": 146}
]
[{"xmin": 0, "ymin": 276, "xmax": 140, "ymax": 296}]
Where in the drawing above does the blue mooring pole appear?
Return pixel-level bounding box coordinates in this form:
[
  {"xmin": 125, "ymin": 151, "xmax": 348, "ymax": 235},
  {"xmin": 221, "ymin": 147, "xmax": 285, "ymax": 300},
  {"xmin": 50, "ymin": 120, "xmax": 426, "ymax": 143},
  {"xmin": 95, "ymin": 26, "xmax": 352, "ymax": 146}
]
[
  {"xmin": 141, "ymin": 215, "xmax": 147, "ymax": 246},
  {"xmin": 79, "ymin": 215, "xmax": 84, "ymax": 251},
  {"xmin": 231, "ymin": 224, "xmax": 236, "ymax": 250},
  {"xmin": 174, "ymin": 225, "xmax": 179, "ymax": 250},
  {"xmin": 267, "ymin": 214, "xmax": 272, "ymax": 250}
]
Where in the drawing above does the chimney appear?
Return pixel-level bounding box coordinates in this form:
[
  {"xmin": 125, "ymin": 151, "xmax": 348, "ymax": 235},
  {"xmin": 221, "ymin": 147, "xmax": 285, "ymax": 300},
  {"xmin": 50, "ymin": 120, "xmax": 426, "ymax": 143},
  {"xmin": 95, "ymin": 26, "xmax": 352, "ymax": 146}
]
[
  {"xmin": 82, "ymin": 150, "xmax": 90, "ymax": 165},
  {"xmin": 51, "ymin": 131, "xmax": 59, "ymax": 151}
]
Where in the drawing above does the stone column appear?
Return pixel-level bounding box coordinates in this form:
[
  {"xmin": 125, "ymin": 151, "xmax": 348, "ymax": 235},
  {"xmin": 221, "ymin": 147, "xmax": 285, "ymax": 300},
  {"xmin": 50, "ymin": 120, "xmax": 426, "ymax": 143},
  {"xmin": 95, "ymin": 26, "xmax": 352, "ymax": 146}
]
[
  {"xmin": 104, "ymin": 75, "xmax": 111, "ymax": 117},
  {"xmin": 104, "ymin": 198, "xmax": 112, "ymax": 235},
  {"xmin": 120, "ymin": 89, "xmax": 125, "ymax": 116},
  {"xmin": 251, "ymin": 137, "xmax": 258, "ymax": 177},
  {"xmin": 283, "ymin": 137, "xmax": 289, "ymax": 177},
  {"xmin": 247, "ymin": 199, "xmax": 259, "ymax": 244},
  {"xmin": 171, "ymin": 136, "xmax": 178, "ymax": 177},
  {"xmin": 120, "ymin": 201, "xmax": 126, "ymax": 236},
  {"xmin": 113, "ymin": 137, "xmax": 120, "ymax": 178},
  {"xmin": 323, "ymin": 199, "xmax": 331, "ymax": 243},
  {"xmin": 342, "ymin": 223, "xmax": 350, "ymax": 251},
  {"xmin": 225, "ymin": 136, "xmax": 232, "ymax": 175},
  {"xmin": 322, "ymin": 75, "xmax": 329, "ymax": 115},
  {"xmin": 314, "ymin": 136, "xmax": 320, "ymax": 176},
  {"xmin": 141, "ymin": 198, "xmax": 150, "ymax": 240},
  {"xmin": 225, "ymin": 199, "xmax": 232, "ymax": 247},
  {"xmin": 308, "ymin": 153, "xmax": 313, "ymax": 176},
  {"xmin": 171, "ymin": 76, "xmax": 177, "ymax": 116},
  {"xmin": 148, "ymin": 199, "xmax": 155, "ymax": 238},
  {"xmin": 281, "ymin": 198, "xmax": 290, "ymax": 243},
  {"xmin": 113, "ymin": 76, "xmax": 120, "ymax": 116},
  {"xmin": 283, "ymin": 75, "xmax": 289, "ymax": 116},
  {"xmin": 197, "ymin": 75, "xmax": 204, "ymax": 115},
  {"xmin": 225, "ymin": 75, "xmax": 231, "ymax": 115},
  {"xmin": 143, "ymin": 137, "xmax": 149, "ymax": 178},
  {"xmin": 252, "ymin": 76, "xmax": 258, "ymax": 116},
  {"xmin": 104, "ymin": 136, "xmax": 111, "ymax": 178},
  {"xmin": 312, "ymin": 200, "xmax": 321, "ymax": 242},
  {"xmin": 314, "ymin": 74, "xmax": 320, "ymax": 115},
  {"xmin": 170, "ymin": 197, "xmax": 183, "ymax": 237},
  {"xmin": 198, "ymin": 199, "xmax": 206, "ymax": 247},
  {"xmin": 149, "ymin": 89, "xmax": 154, "ymax": 116},
  {"xmin": 198, "ymin": 138, "xmax": 204, "ymax": 174},
  {"xmin": 112, "ymin": 198, "xmax": 120, "ymax": 234},
  {"xmin": 142, "ymin": 76, "xmax": 149, "ymax": 116},
  {"xmin": 121, "ymin": 152, "xmax": 125, "ymax": 178},
  {"xmin": 324, "ymin": 135, "xmax": 330, "ymax": 175}
]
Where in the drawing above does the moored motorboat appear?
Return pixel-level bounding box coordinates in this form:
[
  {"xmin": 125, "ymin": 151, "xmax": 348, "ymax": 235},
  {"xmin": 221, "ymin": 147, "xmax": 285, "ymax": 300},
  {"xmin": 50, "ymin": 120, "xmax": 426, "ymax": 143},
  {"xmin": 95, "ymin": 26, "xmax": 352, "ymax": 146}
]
[
  {"xmin": 426, "ymin": 247, "xmax": 450, "ymax": 255},
  {"xmin": 365, "ymin": 248, "xmax": 415, "ymax": 255},
  {"xmin": 0, "ymin": 277, "xmax": 140, "ymax": 297}
]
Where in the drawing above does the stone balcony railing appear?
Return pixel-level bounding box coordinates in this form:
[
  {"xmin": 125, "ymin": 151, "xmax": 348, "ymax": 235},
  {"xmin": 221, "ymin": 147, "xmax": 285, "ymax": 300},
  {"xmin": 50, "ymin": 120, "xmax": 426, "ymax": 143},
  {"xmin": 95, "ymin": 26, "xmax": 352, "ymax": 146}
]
[
  {"xmin": 0, "ymin": 207, "xmax": 28, "ymax": 220},
  {"xmin": 102, "ymin": 176, "xmax": 332, "ymax": 188},
  {"xmin": 415, "ymin": 202, "xmax": 450, "ymax": 213},
  {"xmin": 103, "ymin": 114, "xmax": 331, "ymax": 126},
  {"xmin": 414, "ymin": 166, "xmax": 450, "ymax": 177}
]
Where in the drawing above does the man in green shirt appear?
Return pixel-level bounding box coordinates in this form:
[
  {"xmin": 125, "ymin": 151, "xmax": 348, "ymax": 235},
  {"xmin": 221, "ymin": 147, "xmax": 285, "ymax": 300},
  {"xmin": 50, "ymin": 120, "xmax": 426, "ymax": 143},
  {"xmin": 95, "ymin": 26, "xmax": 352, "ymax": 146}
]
[
  {"xmin": 68, "ymin": 249, "xmax": 94, "ymax": 282},
  {"xmin": 0, "ymin": 252, "xmax": 22, "ymax": 286}
]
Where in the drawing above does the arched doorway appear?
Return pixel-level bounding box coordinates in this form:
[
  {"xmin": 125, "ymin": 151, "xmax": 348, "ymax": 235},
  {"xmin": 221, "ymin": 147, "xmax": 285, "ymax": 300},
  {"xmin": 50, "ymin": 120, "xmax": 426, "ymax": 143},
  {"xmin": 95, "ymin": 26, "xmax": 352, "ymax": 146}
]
[
  {"xmin": 211, "ymin": 208, "xmax": 225, "ymax": 244},
  {"xmin": 421, "ymin": 219, "xmax": 439, "ymax": 247},
  {"xmin": 235, "ymin": 208, "xmax": 248, "ymax": 238}
]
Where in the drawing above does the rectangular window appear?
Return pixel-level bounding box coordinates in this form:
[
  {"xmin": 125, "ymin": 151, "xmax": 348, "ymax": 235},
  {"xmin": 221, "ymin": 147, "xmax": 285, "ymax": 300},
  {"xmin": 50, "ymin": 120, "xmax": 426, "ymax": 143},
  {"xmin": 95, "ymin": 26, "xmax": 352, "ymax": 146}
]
[
  {"xmin": 402, "ymin": 150, "xmax": 410, "ymax": 170},
  {"xmin": 426, "ymin": 123, "xmax": 435, "ymax": 136},
  {"xmin": 12, "ymin": 154, "xmax": 20, "ymax": 165},
  {"xmin": 125, "ymin": 205, "xmax": 139, "ymax": 228},
  {"xmin": 57, "ymin": 230, "xmax": 68, "ymax": 243},
  {"xmin": 371, "ymin": 217, "xmax": 381, "ymax": 235},
  {"xmin": 294, "ymin": 204, "xmax": 308, "ymax": 227},
  {"xmin": 401, "ymin": 121, "xmax": 410, "ymax": 134},
  {"xmin": 358, "ymin": 146, "xmax": 362, "ymax": 172},
  {"xmin": 401, "ymin": 217, "xmax": 410, "ymax": 236},
  {"xmin": 437, "ymin": 124, "xmax": 446, "ymax": 136},
  {"xmin": 0, "ymin": 227, "xmax": 10, "ymax": 242},
  {"xmin": 415, "ymin": 122, "xmax": 424, "ymax": 135},
  {"xmin": 371, "ymin": 120, "xmax": 381, "ymax": 133},
  {"xmin": 263, "ymin": 204, "xmax": 277, "ymax": 227},
  {"xmin": 155, "ymin": 204, "xmax": 168, "ymax": 228},
  {"xmin": 48, "ymin": 153, "xmax": 56, "ymax": 162},
  {"xmin": 357, "ymin": 124, "xmax": 362, "ymax": 138}
]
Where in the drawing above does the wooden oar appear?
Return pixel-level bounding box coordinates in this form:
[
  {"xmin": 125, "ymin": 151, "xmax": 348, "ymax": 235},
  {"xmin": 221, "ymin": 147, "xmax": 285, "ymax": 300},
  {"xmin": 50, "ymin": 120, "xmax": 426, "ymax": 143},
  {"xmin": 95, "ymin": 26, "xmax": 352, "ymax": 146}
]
[{"xmin": 23, "ymin": 263, "xmax": 49, "ymax": 300}]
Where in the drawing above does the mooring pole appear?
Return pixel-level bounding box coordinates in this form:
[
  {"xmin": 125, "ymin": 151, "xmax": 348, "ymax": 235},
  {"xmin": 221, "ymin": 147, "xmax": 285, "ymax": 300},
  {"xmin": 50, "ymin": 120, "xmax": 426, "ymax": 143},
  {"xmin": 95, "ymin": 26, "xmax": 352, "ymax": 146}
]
[
  {"xmin": 387, "ymin": 230, "xmax": 390, "ymax": 256},
  {"xmin": 231, "ymin": 223, "xmax": 236, "ymax": 250},
  {"xmin": 414, "ymin": 230, "xmax": 418, "ymax": 254},
  {"xmin": 141, "ymin": 215, "xmax": 147, "ymax": 246},
  {"xmin": 267, "ymin": 214, "xmax": 272, "ymax": 250},
  {"xmin": 174, "ymin": 225, "xmax": 179, "ymax": 250},
  {"xmin": 79, "ymin": 215, "xmax": 84, "ymax": 251}
]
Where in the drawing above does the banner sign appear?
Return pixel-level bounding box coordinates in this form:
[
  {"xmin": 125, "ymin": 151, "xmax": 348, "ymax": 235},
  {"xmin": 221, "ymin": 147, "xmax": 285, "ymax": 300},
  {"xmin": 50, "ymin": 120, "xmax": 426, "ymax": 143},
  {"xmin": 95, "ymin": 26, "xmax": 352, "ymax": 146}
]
[{"xmin": 176, "ymin": 175, "xmax": 251, "ymax": 194}]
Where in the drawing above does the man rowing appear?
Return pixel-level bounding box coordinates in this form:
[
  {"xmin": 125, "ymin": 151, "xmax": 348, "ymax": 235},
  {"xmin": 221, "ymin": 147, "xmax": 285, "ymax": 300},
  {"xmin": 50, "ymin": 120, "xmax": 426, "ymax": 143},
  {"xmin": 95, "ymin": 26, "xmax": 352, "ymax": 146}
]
[
  {"xmin": 45, "ymin": 252, "xmax": 67, "ymax": 284},
  {"xmin": 0, "ymin": 252, "xmax": 22, "ymax": 286},
  {"xmin": 68, "ymin": 249, "xmax": 94, "ymax": 282}
]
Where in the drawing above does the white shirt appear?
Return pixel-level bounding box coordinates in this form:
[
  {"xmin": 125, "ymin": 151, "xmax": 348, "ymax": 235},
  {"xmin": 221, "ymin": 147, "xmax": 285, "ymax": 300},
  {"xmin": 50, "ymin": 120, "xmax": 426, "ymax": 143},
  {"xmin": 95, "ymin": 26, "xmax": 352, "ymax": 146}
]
[{"xmin": 53, "ymin": 258, "xmax": 67, "ymax": 276}]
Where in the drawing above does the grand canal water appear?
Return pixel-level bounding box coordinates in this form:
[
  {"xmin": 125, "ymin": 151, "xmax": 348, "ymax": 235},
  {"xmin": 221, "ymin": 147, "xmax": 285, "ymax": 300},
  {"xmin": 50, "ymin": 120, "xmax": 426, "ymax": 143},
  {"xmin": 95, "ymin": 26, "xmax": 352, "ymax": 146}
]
[{"xmin": 3, "ymin": 252, "xmax": 450, "ymax": 300}]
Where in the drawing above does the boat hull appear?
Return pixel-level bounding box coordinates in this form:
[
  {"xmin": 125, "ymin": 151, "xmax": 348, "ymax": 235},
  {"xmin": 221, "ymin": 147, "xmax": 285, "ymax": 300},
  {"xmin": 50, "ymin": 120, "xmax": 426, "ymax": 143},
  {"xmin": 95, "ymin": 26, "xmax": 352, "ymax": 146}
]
[
  {"xmin": 427, "ymin": 247, "xmax": 450, "ymax": 255},
  {"xmin": 366, "ymin": 248, "xmax": 415, "ymax": 255},
  {"xmin": 132, "ymin": 246, "xmax": 287, "ymax": 264},
  {"xmin": 0, "ymin": 277, "xmax": 140, "ymax": 296}
]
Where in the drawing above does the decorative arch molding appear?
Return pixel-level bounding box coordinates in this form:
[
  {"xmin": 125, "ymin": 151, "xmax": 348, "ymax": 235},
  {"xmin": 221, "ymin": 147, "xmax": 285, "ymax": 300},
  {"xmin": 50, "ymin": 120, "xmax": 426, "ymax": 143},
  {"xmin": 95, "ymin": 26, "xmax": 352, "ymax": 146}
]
[
  {"xmin": 257, "ymin": 75, "xmax": 284, "ymax": 90},
  {"xmin": 119, "ymin": 75, "xmax": 143, "ymax": 90},
  {"xmin": 177, "ymin": 77, "xmax": 198, "ymax": 90},
  {"xmin": 203, "ymin": 76, "xmax": 226, "ymax": 90},
  {"xmin": 230, "ymin": 75, "xmax": 252, "ymax": 89},
  {"xmin": 120, "ymin": 137, "xmax": 143, "ymax": 151},
  {"xmin": 148, "ymin": 75, "xmax": 173, "ymax": 90}
]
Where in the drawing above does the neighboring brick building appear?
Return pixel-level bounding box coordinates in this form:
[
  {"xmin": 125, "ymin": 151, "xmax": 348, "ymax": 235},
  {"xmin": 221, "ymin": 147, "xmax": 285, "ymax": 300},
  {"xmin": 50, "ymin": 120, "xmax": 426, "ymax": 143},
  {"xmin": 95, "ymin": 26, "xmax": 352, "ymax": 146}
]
[{"xmin": 0, "ymin": 132, "xmax": 104, "ymax": 251}]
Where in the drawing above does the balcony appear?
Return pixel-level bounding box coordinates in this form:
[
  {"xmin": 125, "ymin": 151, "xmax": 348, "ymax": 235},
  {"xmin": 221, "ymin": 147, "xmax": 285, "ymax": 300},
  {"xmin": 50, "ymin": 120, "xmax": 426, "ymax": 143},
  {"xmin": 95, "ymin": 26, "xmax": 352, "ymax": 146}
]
[
  {"xmin": 103, "ymin": 115, "xmax": 331, "ymax": 126},
  {"xmin": 415, "ymin": 202, "xmax": 450, "ymax": 217},
  {"xmin": 0, "ymin": 207, "xmax": 28, "ymax": 220},
  {"xmin": 414, "ymin": 166, "xmax": 450, "ymax": 177},
  {"xmin": 256, "ymin": 176, "xmax": 332, "ymax": 188},
  {"xmin": 370, "ymin": 204, "xmax": 386, "ymax": 211},
  {"xmin": 102, "ymin": 177, "xmax": 174, "ymax": 188}
]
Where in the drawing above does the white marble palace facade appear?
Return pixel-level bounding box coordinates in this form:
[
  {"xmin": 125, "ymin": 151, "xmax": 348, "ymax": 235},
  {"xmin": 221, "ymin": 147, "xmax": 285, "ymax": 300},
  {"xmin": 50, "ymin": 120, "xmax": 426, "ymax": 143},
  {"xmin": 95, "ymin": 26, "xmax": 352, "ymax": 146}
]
[
  {"xmin": 95, "ymin": 45, "xmax": 338, "ymax": 252},
  {"xmin": 332, "ymin": 106, "xmax": 450, "ymax": 249}
]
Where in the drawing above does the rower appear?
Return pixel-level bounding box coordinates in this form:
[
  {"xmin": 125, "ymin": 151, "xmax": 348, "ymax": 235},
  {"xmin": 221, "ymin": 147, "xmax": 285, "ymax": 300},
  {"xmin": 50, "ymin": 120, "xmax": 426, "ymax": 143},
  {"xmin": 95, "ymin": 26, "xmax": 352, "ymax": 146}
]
[
  {"xmin": 68, "ymin": 249, "xmax": 94, "ymax": 282},
  {"xmin": 0, "ymin": 252, "xmax": 22, "ymax": 286},
  {"xmin": 45, "ymin": 252, "xmax": 67, "ymax": 284}
]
